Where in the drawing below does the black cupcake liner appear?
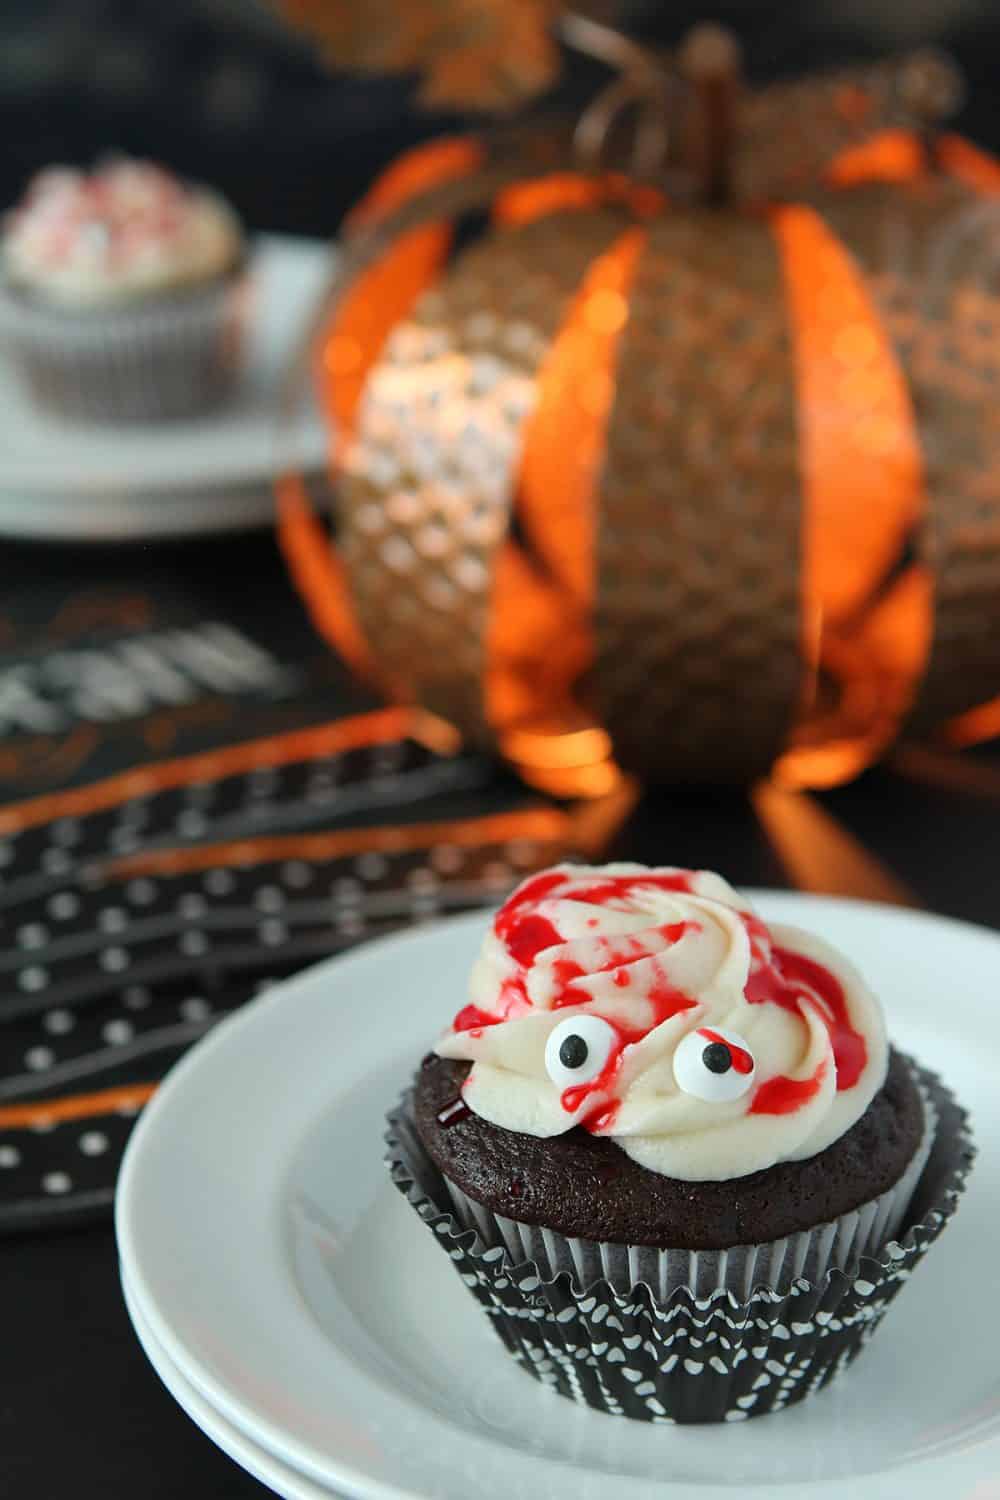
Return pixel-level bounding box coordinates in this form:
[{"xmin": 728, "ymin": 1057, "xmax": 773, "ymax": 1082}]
[{"xmin": 385, "ymin": 1062, "xmax": 973, "ymax": 1424}]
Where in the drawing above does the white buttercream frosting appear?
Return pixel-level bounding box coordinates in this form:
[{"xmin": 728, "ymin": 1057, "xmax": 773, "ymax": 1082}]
[
  {"xmin": 436, "ymin": 864, "xmax": 888, "ymax": 1181},
  {"xmin": 3, "ymin": 160, "xmax": 242, "ymax": 307}
]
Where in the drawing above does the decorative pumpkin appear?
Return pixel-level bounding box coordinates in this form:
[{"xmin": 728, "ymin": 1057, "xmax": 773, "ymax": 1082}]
[{"xmin": 279, "ymin": 31, "xmax": 1000, "ymax": 792}]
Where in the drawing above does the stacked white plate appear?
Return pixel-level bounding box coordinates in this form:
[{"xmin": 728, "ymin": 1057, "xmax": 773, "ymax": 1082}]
[
  {"xmin": 0, "ymin": 234, "xmax": 333, "ymax": 541},
  {"xmin": 116, "ymin": 898, "xmax": 1000, "ymax": 1500}
]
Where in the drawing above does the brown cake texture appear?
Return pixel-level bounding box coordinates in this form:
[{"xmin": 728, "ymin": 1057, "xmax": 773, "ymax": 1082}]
[{"xmin": 412, "ymin": 1047, "xmax": 924, "ymax": 1250}]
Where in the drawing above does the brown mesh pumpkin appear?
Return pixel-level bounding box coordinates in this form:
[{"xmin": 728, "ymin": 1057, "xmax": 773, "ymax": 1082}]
[{"xmin": 279, "ymin": 43, "xmax": 1000, "ymax": 793}]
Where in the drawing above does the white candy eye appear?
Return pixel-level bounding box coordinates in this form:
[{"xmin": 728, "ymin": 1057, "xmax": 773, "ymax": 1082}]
[
  {"xmin": 544, "ymin": 1015, "xmax": 618, "ymax": 1089},
  {"xmin": 673, "ymin": 1026, "xmax": 756, "ymax": 1102}
]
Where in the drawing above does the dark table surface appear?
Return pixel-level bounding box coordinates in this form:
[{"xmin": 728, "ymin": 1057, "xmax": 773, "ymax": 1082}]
[{"xmin": 1, "ymin": 529, "xmax": 997, "ymax": 1497}]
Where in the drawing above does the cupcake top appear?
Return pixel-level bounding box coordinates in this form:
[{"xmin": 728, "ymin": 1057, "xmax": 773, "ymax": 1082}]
[
  {"xmin": 437, "ymin": 864, "xmax": 888, "ymax": 1181},
  {"xmin": 2, "ymin": 159, "xmax": 242, "ymax": 308}
]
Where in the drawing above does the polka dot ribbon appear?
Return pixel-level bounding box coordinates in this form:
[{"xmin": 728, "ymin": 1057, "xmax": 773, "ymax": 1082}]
[{"xmin": 0, "ymin": 708, "xmax": 573, "ymax": 1231}]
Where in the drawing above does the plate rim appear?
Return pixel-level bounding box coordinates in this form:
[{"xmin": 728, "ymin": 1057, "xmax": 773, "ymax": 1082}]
[
  {"xmin": 0, "ymin": 232, "xmax": 333, "ymax": 539},
  {"xmin": 116, "ymin": 894, "xmax": 998, "ymax": 1500},
  {"xmin": 122, "ymin": 1270, "xmax": 331, "ymax": 1500}
]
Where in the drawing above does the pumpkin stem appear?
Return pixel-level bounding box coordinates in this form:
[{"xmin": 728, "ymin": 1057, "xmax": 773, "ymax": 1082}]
[
  {"xmin": 895, "ymin": 49, "xmax": 964, "ymax": 170},
  {"xmin": 677, "ymin": 22, "xmax": 742, "ymax": 205}
]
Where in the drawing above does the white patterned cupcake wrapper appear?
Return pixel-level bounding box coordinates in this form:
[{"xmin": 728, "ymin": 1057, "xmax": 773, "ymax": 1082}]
[
  {"xmin": 386, "ymin": 1059, "xmax": 973, "ymax": 1424},
  {"xmin": 0, "ymin": 266, "xmax": 250, "ymax": 423}
]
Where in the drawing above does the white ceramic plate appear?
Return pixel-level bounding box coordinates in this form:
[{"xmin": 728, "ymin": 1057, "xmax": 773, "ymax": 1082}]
[
  {"xmin": 0, "ymin": 233, "xmax": 333, "ymax": 539},
  {"xmin": 116, "ymin": 897, "xmax": 996, "ymax": 1500},
  {"xmin": 123, "ymin": 1272, "xmax": 336, "ymax": 1500}
]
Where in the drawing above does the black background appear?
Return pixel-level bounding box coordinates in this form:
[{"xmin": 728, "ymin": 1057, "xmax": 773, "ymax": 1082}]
[{"xmin": 4, "ymin": 1, "xmax": 1000, "ymax": 233}]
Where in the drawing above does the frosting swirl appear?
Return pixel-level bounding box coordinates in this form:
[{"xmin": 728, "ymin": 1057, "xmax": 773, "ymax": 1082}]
[
  {"xmin": 3, "ymin": 160, "xmax": 242, "ymax": 307},
  {"xmin": 436, "ymin": 863, "xmax": 888, "ymax": 1181}
]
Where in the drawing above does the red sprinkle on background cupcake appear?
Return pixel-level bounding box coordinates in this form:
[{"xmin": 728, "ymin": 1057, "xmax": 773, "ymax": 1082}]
[{"xmin": 0, "ymin": 157, "xmax": 248, "ymax": 422}]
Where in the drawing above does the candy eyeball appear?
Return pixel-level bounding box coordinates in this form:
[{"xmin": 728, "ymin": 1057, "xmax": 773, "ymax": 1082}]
[
  {"xmin": 673, "ymin": 1026, "xmax": 756, "ymax": 1102},
  {"xmin": 544, "ymin": 1015, "xmax": 618, "ymax": 1089}
]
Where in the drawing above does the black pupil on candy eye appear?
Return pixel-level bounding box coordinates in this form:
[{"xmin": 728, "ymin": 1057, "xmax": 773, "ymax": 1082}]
[
  {"xmin": 702, "ymin": 1041, "xmax": 732, "ymax": 1074},
  {"xmin": 559, "ymin": 1034, "xmax": 590, "ymax": 1070}
]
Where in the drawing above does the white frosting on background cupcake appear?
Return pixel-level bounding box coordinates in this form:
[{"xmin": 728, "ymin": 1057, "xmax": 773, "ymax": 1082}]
[{"xmin": 2, "ymin": 159, "xmax": 242, "ymax": 308}]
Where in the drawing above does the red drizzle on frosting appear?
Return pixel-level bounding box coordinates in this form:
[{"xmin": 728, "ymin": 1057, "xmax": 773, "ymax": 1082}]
[
  {"xmin": 560, "ymin": 1024, "xmax": 628, "ymax": 1122},
  {"xmin": 697, "ymin": 1027, "xmax": 754, "ymax": 1074},
  {"xmin": 494, "ymin": 870, "xmax": 569, "ymax": 939},
  {"xmin": 502, "ymin": 913, "xmax": 562, "ymax": 966},
  {"xmin": 743, "ymin": 920, "xmax": 866, "ymax": 1094},
  {"xmin": 750, "ymin": 1058, "xmax": 828, "ymax": 1115},
  {"xmin": 587, "ymin": 1101, "xmax": 620, "ymax": 1133},
  {"xmin": 559, "ymin": 977, "xmax": 697, "ymax": 1129},
  {"xmin": 493, "ymin": 869, "xmax": 695, "ymax": 962},
  {"xmin": 555, "ymin": 870, "xmax": 695, "ymax": 906},
  {"xmin": 451, "ymin": 1004, "xmax": 501, "ymax": 1033},
  {"xmin": 773, "ymin": 949, "xmax": 866, "ymax": 1090},
  {"xmin": 548, "ymin": 927, "xmax": 697, "ymax": 1012},
  {"xmin": 645, "ymin": 974, "xmax": 697, "ymax": 1028}
]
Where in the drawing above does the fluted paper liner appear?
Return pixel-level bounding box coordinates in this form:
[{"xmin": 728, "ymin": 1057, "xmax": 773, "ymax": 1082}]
[
  {"xmin": 385, "ymin": 1060, "xmax": 973, "ymax": 1423},
  {"xmin": 0, "ymin": 265, "xmax": 249, "ymax": 423}
]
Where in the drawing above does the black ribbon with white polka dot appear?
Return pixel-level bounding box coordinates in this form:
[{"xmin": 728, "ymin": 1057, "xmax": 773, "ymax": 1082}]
[{"xmin": 0, "ymin": 715, "xmax": 571, "ymax": 1231}]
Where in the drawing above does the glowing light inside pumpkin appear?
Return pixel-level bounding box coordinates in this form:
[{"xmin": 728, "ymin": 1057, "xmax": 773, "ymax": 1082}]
[
  {"xmin": 517, "ymin": 229, "xmax": 646, "ymax": 604},
  {"xmin": 482, "ymin": 227, "xmax": 646, "ymax": 794},
  {"xmin": 494, "ymin": 174, "xmax": 664, "ymax": 228},
  {"xmin": 282, "ymin": 137, "xmax": 482, "ymax": 687},
  {"xmin": 321, "ymin": 137, "xmax": 482, "ymax": 446},
  {"xmin": 825, "ymin": 129, "xmax": 926, "ymax": 187},
  {"xmin": 771, "ymin": 203, "xmax": 932, "ymax": 786},
  {"xmin": 933, "ymin": 134, "xmax": 1000, "ymax": 749},
  {"xmin": 494, "ymin": 174, "xmax": 607, "ymax": 224}
]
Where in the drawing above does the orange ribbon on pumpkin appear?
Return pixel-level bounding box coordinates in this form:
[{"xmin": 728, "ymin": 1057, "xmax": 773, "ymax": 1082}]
[{"xmin": 770, "ymin": 203, "xmax": 932, "ymax": 787}]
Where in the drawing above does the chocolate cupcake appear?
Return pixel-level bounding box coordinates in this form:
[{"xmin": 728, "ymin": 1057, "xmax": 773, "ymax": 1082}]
[
  {"xmin": 387, "ymin": 863, "xmax": 973, "ymax": 1423},
  {"xmin": 0, "ymin": 158, "xmax": 248, "ymax": 422}
]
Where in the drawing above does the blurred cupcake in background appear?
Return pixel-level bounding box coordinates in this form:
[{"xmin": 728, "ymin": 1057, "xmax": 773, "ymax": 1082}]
[{"xmin": 0, "ymin": 158, "xmax": 249, "ymax": 422}]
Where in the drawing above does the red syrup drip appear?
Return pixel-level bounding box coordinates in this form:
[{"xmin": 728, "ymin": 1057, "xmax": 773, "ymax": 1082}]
[
  {"xmin": 557, "ymin": 986, "xmax": 698, "ymax": 1128},
  {"xmin": 492, "ymin": 868, "xmax": 701, "ymax": 1011},
  {"xmin": 493, "ymin": 869, "xmax": 696, "ymax": 962},
  {"xmin": 743, "ymin": 924, "xmax": 866, "ymax": 1095},
  {"xmin": 498, "ymin": 982, "xmax": 531, "ymax": 1017},
  {"xmin": 587, "ymin": 1101, "xmax": 620, "ymax": 1133},
  {"xmin": 554, "ymin": 871, "xmax": 695, "ymax": 907},
  {"xmin": 503, "ymin": 913, "xmax": 562, "ymax": 966},
  {"xmin": 494, "ymin": 870, "xmax": 570, "ymax": 944},
  {"xmin": 492, "ymin": 874, "xmax": 569, "ymax": 991},
  {"xmin": 549, "ymin": 922, "xmax": 697, "ymax": 1010},
  {"xmin": 550, "ymin": 957, "xmax": 586, "ymax": 1008},
  {"xmin": 750, "ymin": 1058, "xmax": 828, "ymax": 1116},
  {"xmin": 436, "ymin": 1097, "xmax": 471, "ymax": 1127},
  {"xmin": 697, "ymin": 1027, "xmax": 754, "ymax": 1074},
  {"xmin": 645, "ymin": 973, "xmax": 698, "ymax": 1029},
  {"xmin": 557, "ymin": 1013, "xmax": 638, "ymax": 1123},
  {"xmin": 560, "ymin": 1040, "xmax": 624, "ymax": 1122},
  {"xmin": 451, "ymin": 1005, "xmax": 501, "ymax": 1033},
  {"xmin": 774, "ymin": 949, "xmax": 866, "ymax": 1090}
]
